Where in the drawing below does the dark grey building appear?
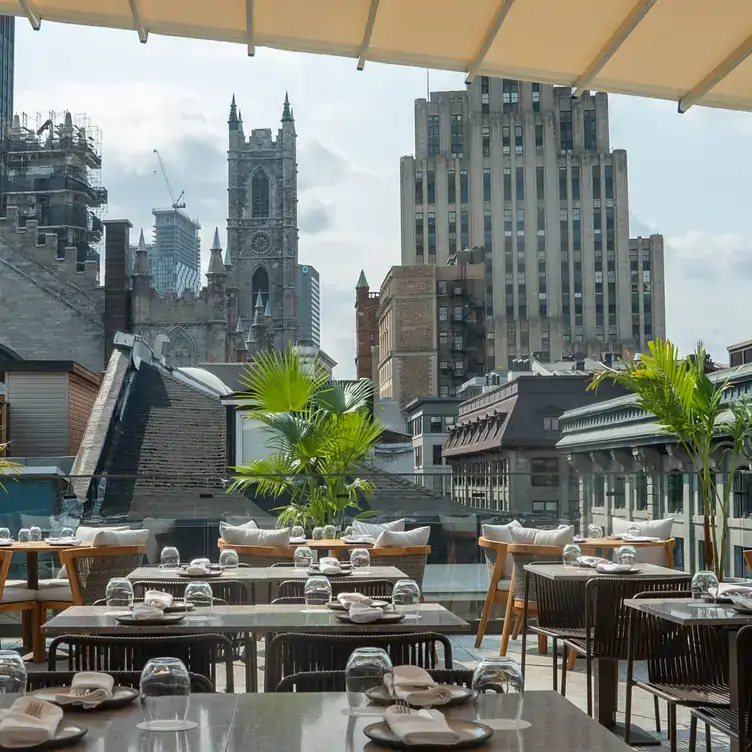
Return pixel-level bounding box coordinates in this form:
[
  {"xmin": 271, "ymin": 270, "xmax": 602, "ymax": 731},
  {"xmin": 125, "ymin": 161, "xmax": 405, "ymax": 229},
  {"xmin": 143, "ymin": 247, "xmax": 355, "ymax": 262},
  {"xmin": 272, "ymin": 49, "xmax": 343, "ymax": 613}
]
[
  {"xmin": 151, "ymin": 208, "xmax": 201, "ymax": 294},
  {"xmin": 296, "ymin": 263, "xmax": 320, "ymax": 347},
  {"xmin": 0, "ymin": 16, "xmax": 13, "ymax": 127}
]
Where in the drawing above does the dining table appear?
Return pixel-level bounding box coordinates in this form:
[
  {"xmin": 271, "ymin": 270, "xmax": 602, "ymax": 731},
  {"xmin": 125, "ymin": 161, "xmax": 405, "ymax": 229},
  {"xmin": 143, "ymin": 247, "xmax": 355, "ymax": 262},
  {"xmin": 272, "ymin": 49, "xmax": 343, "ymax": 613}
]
[
  {"xmin": 42, "ymin": 603, "xmax": 470, "ymax": 692},
  {"xmin": 0, "ymin": 690, "xmax": 635, "ymax": 751}
]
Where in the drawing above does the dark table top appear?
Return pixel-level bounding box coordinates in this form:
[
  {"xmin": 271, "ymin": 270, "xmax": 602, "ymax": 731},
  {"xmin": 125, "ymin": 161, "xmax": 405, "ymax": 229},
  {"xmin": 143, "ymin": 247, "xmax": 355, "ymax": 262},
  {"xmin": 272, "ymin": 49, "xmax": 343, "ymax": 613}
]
[
  {"xmin": 0, "ymin": 691, "xmax": 634, "ymax": 751},
  {"xmin": 127, "ymin": 565, "xmax": 407, "ymax": 583},
  {"xmin": 524, "ymin": 562, "xmax": 689, "ymax": 582},
  {"xmin": 42, "ymin": 603, "xmax": 470, "ymax": 635},
  {"xmin": 625, "ymin": 597, "xmax": 752, "ymax": 626}
]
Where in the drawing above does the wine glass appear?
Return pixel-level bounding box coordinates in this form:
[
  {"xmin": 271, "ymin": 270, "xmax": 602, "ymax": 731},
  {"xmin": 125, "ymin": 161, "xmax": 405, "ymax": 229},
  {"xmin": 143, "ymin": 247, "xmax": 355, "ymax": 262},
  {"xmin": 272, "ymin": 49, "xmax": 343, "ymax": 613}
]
[
  {"xmin": 219, "ymin": 548, "xmax": 239, "ymax": 571},
  {"xmin": 60, "ymin": 526, "xmax": 74, "ymax": 540},
  {"xmin": 294, "ymin": 546, "xmax": 313, "ymax": 569},
  {"xmin": 692, "ymin": 570, "xmax": 719, "ymax": 602},
  {"xmin": 139, "ymin": 657, "xmax": 192, "ymax": 731},
  {"xmin": 587, "ymin": 524, "xmax": 604, "ymax": 540},
  {"xmin": 472, "ymin": 657, "xmax": 530, "ymax": 730},
  {"xmin": 562, "ymin": 543, "xmax": 581, "ymax": 566},
  {"xmin": 322, "ymin": 524, "xmax": 336, "ymax": 540},
  {"xmin": 160, "ymin": 546, "xmax": 180, "ymax": 570},
  {"xmin": 17, "ymin": 529, "xmax": 30, "ymax": 543},
  {"xmin": 184, "ymin": 581, "xmax": 213, "ymax": 610},
  {"xmin": 304, "ymin": 576, "xmax": 331, "ymax": 611},
  {"xmin": 29, "ymin": 526, "xmax": 42, "ymax": 542},
  {"xmin": 345, "ymin": 647, "xmax": 393, "ymax": 712},
  {"xmin": 311, "ymin": 527, "xmax": 324, "ymax": 541},
  {"xmin": 616, "ymin": 545, "xmax": 637, "ymax": 567},
  {"xmin": 626, "ymin": 523, "xmax": 642, "ymax": 538},
  {"xmin": 0, "ymin": 651, "xmax": 26, "ymax": 694},
  {"xmin": 392, "ymin": 579, "xmax": 421, "ymax": 616},
  {"xmin": 106, "ymin": 577, "xmax": 134, "ymax": 609},
  {"xmin": 291, "ymin": 525, "xmax": 305, "ymax": 540},
  {"xmin": 344, "ymin": 525, "xmax": 354, "ymax": 538},
  {"xmin": 0, "ymin": 527, "xmax": 10, "ymax": 542},
  {"xmin": 350, "ymin": 548, "xmax": 370, "ymax": 574}
]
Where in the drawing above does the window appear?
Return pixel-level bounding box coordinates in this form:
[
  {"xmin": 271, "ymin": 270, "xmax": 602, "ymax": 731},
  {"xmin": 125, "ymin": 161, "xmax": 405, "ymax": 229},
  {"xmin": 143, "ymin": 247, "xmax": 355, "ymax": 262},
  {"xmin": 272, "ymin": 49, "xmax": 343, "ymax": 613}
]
[
  {"xmin": 482, "ymin": 125, "xmax": 490, "ymax": 157},
  {"xmin": 584, "ymin": 110, "xmax": 597, "ymax": 150},
  {"xmin": 531, "ymin": 458, "xmax": 559, "ymax": 487},
  {"xmin": 503, "ymin": 168, "xmax": 511, "ymax": 198},
  {"xmin": 432, "ymin": 444, "xmax": 444, "ymax": 465},
  {"xmin": 483, "ymin": 168, "xmax": 491, "ymax": 201},
  {"xmin": 559, "ymin": 110, "xmax": 573, "ymax": 151},
  {"xmin": 415, "ymin": 212, "xmax": 424, "ymax": 255},
  {"xmin": 502, "ymin": 79, "xmax": 519, "ymax": 111},
  {"xmin": 532, "ymin": 83, "xmax": 541, "ymax": 113},
  {"xmin": 483, "ymin": 209, "xmax": 492, "ymax": 250},
  {"xmin": 571, "ymin": 166, "xmax": 580, "ymax": 201},
  {"xmin": 427, "ymin": 115, "xmax": 440, "ymax": 157},
  {"xmin": 543, "ymin": 416, "xmax": 559, "ymax": 432},
  {"xmin": 439, "ymin": 331, "xmax": 448, "ymax": 347},
  {"xmin": 414, "ymin": 446, "xmax": 422, "ymax": 468},
  {"xmin": 438, "ymin": 280, "xmax": 448, "ymax": 296},
  {"xmin": 460, "ymin": 210, "xmax": 469, "ymax": 250},
  {"xmin": 592, "ymin": 165, "xmax": 601, "ymax": 197},
  {"xmin": 667, "ymin": 472, "xmax": 684, "ymax": 513},
  {"xmin": 572, "ymin": 207, "xmax": 581, "ymax": 252},
  {"xmin": 415, "ymin": 171, "xmax": 423, "ymax": 204},
  {"xmin": 460, "ymin": 170, "xmax": 469, "ymax": 203},
  {"xmin": 438, "ymin": 306, "xmax": 449, "ymax": 323},
  {"xmin": 604, "ymin": 164, "xmax": 614, "ymax": 199},
  {"xmin": 447, "ymin": 169, "xmax": 456, "ymax": 204},
  {"xmin": 453, "ymin": 305, "xmax": 463, "ymax": 321},
  {"xmin": 453, "ymin": 333, "xmax": 464, "ymax": 351},
  {"xmin": 536, "ymin": 166, "xmax": 544, "ymax": 200},
  {"xmin": 450, "ymin": 114, "xmax": 464, "ymax": 157},
  {"xmin": 251, "ymin": 170, "xmax": 270, "ymax": 217},
  {"xmin": 411, "ymin": 418, "xmax": 421, "ymax": 436},
  {"xmin": 559, "ymin": 208, "xmax": 568, "ymax": 251},
  {"xmin": 606, "ymin": 205, "xmax": 614, "ymax": 251},
  {"xmin": 516, "ymin": 167, "xmax": 524, "ymax": 201},
  {"xmin": 430, "ymin": 416, "xmax": 443, "ymax": 433},
  {"xmin": 426, "ymin": 170, "xmax": 435, "ymax": 204},
  {"xmin": 502, "ymin": 126, "xmax": 510, "ymax": 154},
  {"xmin": 532, "ymin": 500, "xmax": 559, "ymax": 514},
  {"xmin": 535, "ymin": 124, "xmax": 543, "ymax": 147},
  {"xmin": 454, "ymin": 360, "xmax": 464, "ymax": 375},
  {"xmin": 448, "ymin": 211, "xmax": 457, "ymax": 251},
  {"xmin": 515, "ymin": 125, "xmax": 523, "ymax": 154},
  {"xmin": 635, "ymin": 474, "xmax": 649, "ymax": 511},
  {"xmin": 481, "ymin": 76, "xmax": 490, "ymax": 114},
  {"xmin": 439, "ymin": 385, "xmax": 449, "ymax": 397},
  {"xmin": 427, "ymin": 212, "xmax": 436, "ymax": 256}
]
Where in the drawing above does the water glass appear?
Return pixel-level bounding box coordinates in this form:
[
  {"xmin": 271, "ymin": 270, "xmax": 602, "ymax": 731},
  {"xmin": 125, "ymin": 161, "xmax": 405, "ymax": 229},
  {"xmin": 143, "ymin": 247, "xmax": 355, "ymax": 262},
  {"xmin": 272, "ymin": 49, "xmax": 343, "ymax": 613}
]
[
  {"xmin": 472, "ymin": 657, "xmax": 528, "ymax": 730},
  {"xmin": 184, "ymin": 581, "xmax": 213, "ymax": 610},
  {"xmin": 350, "ymin": 548, "xmax": 370, "ymax": 573},
  {"xmin": 626, "ymin": 523, "xmax": 642, "ymax": 538},
  {"xmin": 562, "ymin": 543, "xmax": 581, "ymax": 566},
  {"xmin": 344, "ymin": 525, "xmax": 354, "ymax": 537},
  {"xmin": 345, "ymin": 647, "xmax": 393, "ymax": 711},
  {"xmin": 219, "ymin": 548, "xmax": 239, "ymax": 571},
  {"xmin": 60, "ymin": 526, "xmax": 74, "ymax": 539},
  {"xmin": 294, "ymin": 546, "xmax": 313, "ymax": 569},
  {"xmin": 106, "ymin": 577, "xmax": 134, "ymax": 608},
  {"xmin": 311, "ymin": 527, "xmax": 324, "ymax": 540},
  {"xmin": 304, "ymin": 575, "xmax": 332, "ymax": 610},
  {"xmin": 616, "ymin": 545, "xmax": 637, "ymax": 567},
  {"xmin": 392, "ymin": 579, "xmax": 421, "ymax": 616},
  {"xmin": 17, "ymin": 529, "xmax": 30, "ymax": 543},
  {"xmin": 587, "ymin": 524, "xmax": 604, "ymax": 540},
  {"xmin": 140, "ymin": 657, "xmax": 191, "ymax": 731},
  {"xmin": 29, "ymin": 526, "xmax": 42, "ymax": 542},
  {"xmin": 160, "ymin": 546, "xmax": 180, "ymax": 570},
  {"xmin": 291, "ymin": 525, "xmax": 305, "ymax": 539},
  {"xmin": 0, "ymin": 527, "xmax": 10, "ymax": 542},
  {"xmin": 322, "ymin": 524, "xmax": 336, "ymax": 540},
  {"xmin": 0, "ymin": 651, "xmax": 26, "ymax": 694},
  {"xmin": 692, "ymin": 570, "xmax": 719, "ymax": 601}
]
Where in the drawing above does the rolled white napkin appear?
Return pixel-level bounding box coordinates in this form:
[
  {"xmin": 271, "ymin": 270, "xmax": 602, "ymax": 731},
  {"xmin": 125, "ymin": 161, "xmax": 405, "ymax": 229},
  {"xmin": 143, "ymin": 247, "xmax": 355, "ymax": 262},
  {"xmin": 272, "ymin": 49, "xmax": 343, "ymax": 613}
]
[
  {"xmin": 577, "ymin": 555, "xmax": 608, "ymax": 568},
  {"xmin": 713, "ymin": 584, "xmax": 752, "ymax": 598},
  {"xmin": 0, "ymin": 697, "xmax": 63, "ymax": 748},
  {"xmin": 55, "ymin": 672, "xmax": 114, "ymax": 708},
  {"xmin": 143, "ymin": 590, "xmax": 174, "ymax": 610},
  {"xmin": 337, "ymin": 592, "xmax": 374, "ymax": 608},
  {"xmin": 348, "ymin": 604, "xmax": 383, "ymax": 623},
  {"xmin": 622, "ymin": 535, "xmax": 660, "ymax": 543},
  {"xmin": 384, "ymin": 706, "xmax": 460, "ymax": 746},
  {"xmin": 184, "ymin": 564, "xmax": 210, "ymax": 575},
  {"xmin": 131, "ymin": 603, "xmax": 164, "ymax": 620},
  {"xmin": 344, "ymin": 535, "xmax": 375, "ymax": 545},
  {"xmin": 290, "ymin": 537, "xmax": 308, "ymax": 544},
  {"xmin": 596, "ymin": 562, "xmax": 634, "ymax": 573},
  {"xmin": 391, "ymin": 666, "xmax": 454, "ymax": 707},
  {"xmin": 319, "ymin": 557, "xmax": 342, "ymax": 575}
]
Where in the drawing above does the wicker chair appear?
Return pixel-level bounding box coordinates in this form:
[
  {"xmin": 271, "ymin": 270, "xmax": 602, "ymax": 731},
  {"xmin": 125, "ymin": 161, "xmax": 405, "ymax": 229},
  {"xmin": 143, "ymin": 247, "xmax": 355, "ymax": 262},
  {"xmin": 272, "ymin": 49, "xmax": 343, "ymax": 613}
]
[
  {"xmin": 217, "ymin": 539, "xmax": 295, "ymax": 567},
  {"xmin": 475, "ymin": 537, "xmax": 512, "ymax": 649},
  {"xmin": 0, "ymin": 550, "xmax": 40, "ymax": 662},
  {"xmin": 275, "ymin": 668, "xmax": 479, "ymax": 693},
  {"xmin": 277, "ymin": 579, "xmax": 395, "ymax": 600},
  {"xmin": 131, "ymin": 579, "xmax": 248, "ymax": 604},
  {"xmin": 265, "ymin": 631, "xmax": 453, "ymax": 691},
  {"xmin": 689, "ymin": 623, "xmax": 752, "ymax": 752},
  {"xmin": 368, "ymin": 545, "xmax": 430, "ymax": 592},
  {"xmin": 27, "ymin": 670, "xmax": 216, "ymax": 693},
  {"xmin": 562, "ymin": 575, "xmax": 692, "ymax": 717},
  {"xmin": 47, "ymin": 633, "xmax": 236, "ymax": 692},
  {"xmin": 625, "ymin": 589, "xmax": 729, "ymax": 752}
]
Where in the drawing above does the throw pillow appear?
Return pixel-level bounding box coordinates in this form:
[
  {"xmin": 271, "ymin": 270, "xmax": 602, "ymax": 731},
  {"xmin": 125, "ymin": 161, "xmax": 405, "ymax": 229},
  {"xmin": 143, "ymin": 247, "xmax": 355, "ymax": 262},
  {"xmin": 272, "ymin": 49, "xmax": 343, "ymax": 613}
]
[
  {"xmin": 353, "ymin": 518, "xmax": 405, "ymax": 537},
  {"xmin": 221, "ymin": 526, "xmax": 291, "ymax": 547},
  {"xmin": 91, "ymin": 529, "xmax": 149, "ymax": 547},
  {"xmin": 222, "ymin": 518, "xmax": 259, "ymax": 530},
  {"xmin": 76, "ymin": 525, "xmax": 130, "ymax": 544},
  {"xmin": 612, "ymin": 517, "xmax": 674, "ymax": 565},
  {"xmin": 481, "ymin": 520, "xmax": 521, "ymax": 578},
  {"xmin": 373, "ymin": 526, "xmax": 431, "ymax": 548},
  {"xmin": 532, "ymin": 525, "xmax": 575, "ymax": 547}
]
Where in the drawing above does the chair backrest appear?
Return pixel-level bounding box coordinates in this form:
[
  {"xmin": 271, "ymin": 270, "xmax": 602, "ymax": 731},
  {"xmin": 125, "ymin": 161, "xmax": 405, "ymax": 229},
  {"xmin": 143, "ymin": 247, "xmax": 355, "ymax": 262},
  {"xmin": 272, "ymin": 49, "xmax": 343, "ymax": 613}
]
[
  {"xmin": 478, "ymin": 537, "xmax": 508, "ymax": 591},
  {"xmin": 265, "ymin": 631, "xmax": 453, "ymax": 692},
  {"xmin": 508, "ymin": 544, "xmax": 564, "ymax": 603},
  {"xmin": 735, "ymin": 624, "xmax": 752, "ymax": 746},
  {"xmin": 584, "ymin": 575, "xmax": 692, "ymax": 660},
  {"xmin": 217, "ymin": 540, "xmax": 295, "ymax": 567},
  {"xmin": 277, "ymin": 579, "xmax": 395, "ymax": 600},
  {"xmin": 271, "ymin": 596, "xmax": 305, "ymax": 605},
  {"xmin": 59, "ymin": 546, "xmax": 145, "ymax": 605},
  {"xmin": 47, "ymin": 633, "xmax": 235, "ymax": 692},
  {"xmin": 274, "ymin": 667, "xmax": 478, "ymax": 693},
  {"xmin": 368, "ymin": 546, "xmax": 430, "ymax": 590},
  {"xmin": 0, "ymin": 550, "xmax": 14, "ymax": 600},
  {"xmin": 26, "ymin": 669, "xmax": 215, "ymax": 693},
  {"xmin": 131, "ymin": 579, "xmax": 248, "ymax": 605}
]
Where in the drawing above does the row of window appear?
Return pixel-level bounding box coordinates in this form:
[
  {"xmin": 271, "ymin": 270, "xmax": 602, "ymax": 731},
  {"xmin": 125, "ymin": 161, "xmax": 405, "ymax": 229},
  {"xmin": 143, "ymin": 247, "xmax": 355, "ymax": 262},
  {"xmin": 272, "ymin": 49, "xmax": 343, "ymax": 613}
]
[
  {"xmin": 413, "ymin": 444, "xmax": 446, "ymax": 468},
  {"xmin": 411, "ymin": 414, "xmax": 456, "ymax": 436}
]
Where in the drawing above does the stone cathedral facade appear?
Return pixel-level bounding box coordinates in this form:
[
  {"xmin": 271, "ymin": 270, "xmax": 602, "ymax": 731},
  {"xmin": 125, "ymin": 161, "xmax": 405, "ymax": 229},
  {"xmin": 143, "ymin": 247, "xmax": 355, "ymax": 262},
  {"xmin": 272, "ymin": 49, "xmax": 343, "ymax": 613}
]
[{"xmin": 0, "ymin": 96, "xmax": 300, "ymax": 371}]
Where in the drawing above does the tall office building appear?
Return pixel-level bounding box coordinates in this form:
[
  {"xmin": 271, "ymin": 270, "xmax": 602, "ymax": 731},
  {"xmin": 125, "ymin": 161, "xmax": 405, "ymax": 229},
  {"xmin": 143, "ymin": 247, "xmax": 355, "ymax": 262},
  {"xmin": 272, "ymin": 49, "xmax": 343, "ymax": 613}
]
[
  {"xmin": 151, "ymin": 208, "xmax": 201, "ymax": 294},
  {"xmin": 0, "ymin": 17, "xmax": 13, "ymax": 126},
  {"xmin": 296, "ymin": 263, "xmax": 320, "ymax": 347},
  {"xmin": 400, "ymin": 78, "xmax": 665, "ymax": 370}
]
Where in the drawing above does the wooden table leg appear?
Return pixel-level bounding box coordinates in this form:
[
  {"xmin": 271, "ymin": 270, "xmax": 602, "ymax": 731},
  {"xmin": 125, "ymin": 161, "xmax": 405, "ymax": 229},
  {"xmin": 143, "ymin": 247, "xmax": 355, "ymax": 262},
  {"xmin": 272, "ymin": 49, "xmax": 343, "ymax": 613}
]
[{"xmin": 23, "ymin": 553, "xmax": 41, "ymax": 661}]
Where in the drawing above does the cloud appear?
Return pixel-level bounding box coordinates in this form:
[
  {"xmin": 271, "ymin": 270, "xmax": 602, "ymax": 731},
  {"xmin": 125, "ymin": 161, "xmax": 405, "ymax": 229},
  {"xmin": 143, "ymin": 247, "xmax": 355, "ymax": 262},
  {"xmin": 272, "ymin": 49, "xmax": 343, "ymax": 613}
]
[
  {"xmin": 299, "ymin": 197, "xmax": 333, "ymax": 235},
  {"xmin": 298, "ymin": 140, "xmax": 349, "ymax": 190}
]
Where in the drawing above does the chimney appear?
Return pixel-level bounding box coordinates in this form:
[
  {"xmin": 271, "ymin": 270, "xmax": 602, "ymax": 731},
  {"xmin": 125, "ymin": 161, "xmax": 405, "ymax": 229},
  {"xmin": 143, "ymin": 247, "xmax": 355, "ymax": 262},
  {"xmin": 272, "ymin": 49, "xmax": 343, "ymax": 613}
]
[{"xmin": 103, "ymin": 220, "xmax": 133, "ymax": 365}]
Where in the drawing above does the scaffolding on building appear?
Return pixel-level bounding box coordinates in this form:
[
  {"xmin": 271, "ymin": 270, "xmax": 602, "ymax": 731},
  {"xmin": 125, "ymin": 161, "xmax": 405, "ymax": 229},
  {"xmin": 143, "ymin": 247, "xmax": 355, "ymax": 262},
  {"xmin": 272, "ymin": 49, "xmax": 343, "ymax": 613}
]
[{"xmin": 0, "ymin": 111, "xmax": 108, "ymax": 267}]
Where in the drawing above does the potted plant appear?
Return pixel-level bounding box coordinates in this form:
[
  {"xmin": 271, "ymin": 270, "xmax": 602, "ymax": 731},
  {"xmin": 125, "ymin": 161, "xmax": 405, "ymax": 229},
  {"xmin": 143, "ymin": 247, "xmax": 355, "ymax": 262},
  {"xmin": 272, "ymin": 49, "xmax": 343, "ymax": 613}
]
[
  {"xmin": 590, "ymin": 339, "xmax": 752, "ymax": 581},
  {"xmin": 228, "ymin": 348, "xmax": 384, "ymax": 531}
]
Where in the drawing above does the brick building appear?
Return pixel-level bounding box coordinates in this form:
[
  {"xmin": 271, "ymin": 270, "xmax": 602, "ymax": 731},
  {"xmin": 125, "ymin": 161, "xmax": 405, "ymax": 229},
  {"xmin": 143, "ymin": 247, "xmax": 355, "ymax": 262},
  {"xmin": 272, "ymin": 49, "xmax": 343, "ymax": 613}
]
[{"xmin": 355, "ymin": 270, "xmax": 380, "ymax": 379}]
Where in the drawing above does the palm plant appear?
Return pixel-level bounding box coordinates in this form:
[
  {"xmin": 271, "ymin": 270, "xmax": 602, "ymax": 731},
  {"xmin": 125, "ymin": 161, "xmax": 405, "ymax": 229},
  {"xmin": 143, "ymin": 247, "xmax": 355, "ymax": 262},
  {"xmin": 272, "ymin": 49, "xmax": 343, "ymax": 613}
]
[
  {"xmin": 590, "ymin": 339, "xmax": 752, "ymax": 580},
  {"xmin": 228, "ymin": 347, "xmax": 384, "ymax": 530},
  {"xmin": 0, "ymin": 443, "xmax": 20, "ymax": 492}
]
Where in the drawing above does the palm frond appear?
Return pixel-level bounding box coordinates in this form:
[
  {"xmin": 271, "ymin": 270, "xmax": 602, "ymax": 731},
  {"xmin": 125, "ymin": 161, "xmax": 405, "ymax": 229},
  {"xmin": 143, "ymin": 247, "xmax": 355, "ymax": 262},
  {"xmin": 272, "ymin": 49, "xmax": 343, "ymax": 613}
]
[
  {"xmin": 314, "ymin": 379, "xmax": 374, "ymax": 415},
  {"xmin": 0, "ymin": 445, "xmax": 20, "ymax": 492}
]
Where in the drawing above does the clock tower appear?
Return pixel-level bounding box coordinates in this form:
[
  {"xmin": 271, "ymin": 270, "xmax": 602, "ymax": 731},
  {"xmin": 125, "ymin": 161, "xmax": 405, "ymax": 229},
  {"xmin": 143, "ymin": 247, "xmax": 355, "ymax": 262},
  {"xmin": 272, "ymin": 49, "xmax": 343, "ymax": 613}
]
[{"xmin": 226, "ymin": 94, "xmax": 299, "ymax": 349}]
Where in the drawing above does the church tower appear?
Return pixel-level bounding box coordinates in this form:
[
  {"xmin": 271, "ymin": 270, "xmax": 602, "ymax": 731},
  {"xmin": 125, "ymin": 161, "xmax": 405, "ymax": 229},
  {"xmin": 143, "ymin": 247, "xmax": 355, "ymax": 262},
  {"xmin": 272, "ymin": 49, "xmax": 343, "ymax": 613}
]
[{"xmin": 227, "ymin": 94, "xmax": 299, "ymax": 350}]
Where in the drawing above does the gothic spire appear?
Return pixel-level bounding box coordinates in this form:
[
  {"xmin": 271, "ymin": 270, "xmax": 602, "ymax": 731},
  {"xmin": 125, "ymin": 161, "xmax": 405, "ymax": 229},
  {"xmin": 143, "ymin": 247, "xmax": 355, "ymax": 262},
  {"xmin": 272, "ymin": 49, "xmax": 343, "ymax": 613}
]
[
  {"xmin": 356, "ymin": 269, "xmax": 369, "ymax": 288},
  {"xmin": 207, "ymin": 226, "xmax": 226, "ymax": 276},
  {"xmin": 229, "ymin": 94, "xmax": 239, "ymax": 130},
  {"xmin": 133, "ymin": 236, "xmax": 150, "ymax": 277},
  {"xmin": 255, "ymin": 290, "xmax": 264, "ymax": 311},
  {"xmin": 282, "ymin": 92, "xmax": 293, "ymax": 122},
  {"xmin": 137, "ymin": 228, "xmax": 147, "ymax": 250},
  {"xmin": 264, "ymin": 299, "xmax": 272, "ymax": 318},
  {"xmin": 211, "ymin": 227, "xmax": 221, "ymax": 250}
]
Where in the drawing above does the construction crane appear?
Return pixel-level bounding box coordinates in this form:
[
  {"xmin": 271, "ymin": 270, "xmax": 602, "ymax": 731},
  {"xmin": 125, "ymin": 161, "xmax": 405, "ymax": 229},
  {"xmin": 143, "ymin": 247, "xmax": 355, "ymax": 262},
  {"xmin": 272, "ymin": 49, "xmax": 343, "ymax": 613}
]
[{"xmin": 153, "ymin": 149, "xmax": 186, "ymax": 209}]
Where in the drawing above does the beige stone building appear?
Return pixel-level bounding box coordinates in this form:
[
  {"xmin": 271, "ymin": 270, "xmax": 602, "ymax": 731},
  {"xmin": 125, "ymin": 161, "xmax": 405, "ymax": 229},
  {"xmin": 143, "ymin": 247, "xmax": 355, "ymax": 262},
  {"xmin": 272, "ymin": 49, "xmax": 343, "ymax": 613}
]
[
  {"xmin": 376, "ymin": 250, "xmax": 486, "ymax": 406},
  {"xmin": 400, "ymin": 77, "xmax": 665, "ymax": 369}
]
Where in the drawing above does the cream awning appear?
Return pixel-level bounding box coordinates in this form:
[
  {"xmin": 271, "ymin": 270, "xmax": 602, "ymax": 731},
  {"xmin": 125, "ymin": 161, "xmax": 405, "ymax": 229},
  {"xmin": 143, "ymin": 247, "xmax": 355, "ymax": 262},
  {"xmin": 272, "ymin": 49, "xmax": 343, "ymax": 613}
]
[{"xmin": 7, "ymin": 0, "xmax": 752, "ymax": 113}]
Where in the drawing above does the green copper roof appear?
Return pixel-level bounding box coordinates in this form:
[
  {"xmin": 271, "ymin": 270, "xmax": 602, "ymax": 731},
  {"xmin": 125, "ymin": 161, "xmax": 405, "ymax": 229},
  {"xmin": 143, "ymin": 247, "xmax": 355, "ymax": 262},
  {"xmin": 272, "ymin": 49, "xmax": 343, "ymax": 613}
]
[{"xmin": 356, "ymin": 270, "xmax": 369, "ymax": 288}]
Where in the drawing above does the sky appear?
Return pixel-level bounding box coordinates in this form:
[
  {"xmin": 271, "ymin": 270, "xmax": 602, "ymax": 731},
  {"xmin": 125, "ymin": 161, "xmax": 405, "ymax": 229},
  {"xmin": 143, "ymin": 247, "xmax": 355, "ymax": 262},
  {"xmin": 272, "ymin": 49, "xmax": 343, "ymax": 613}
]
[{"xmin": 14, "ymin": 21, "xmax": 752, "ymax": 378}]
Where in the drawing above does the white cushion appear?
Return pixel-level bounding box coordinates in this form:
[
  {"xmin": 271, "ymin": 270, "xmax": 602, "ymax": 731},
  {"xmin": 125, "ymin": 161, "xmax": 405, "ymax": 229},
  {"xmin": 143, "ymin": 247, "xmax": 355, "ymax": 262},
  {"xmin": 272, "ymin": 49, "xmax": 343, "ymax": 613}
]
[
  {"xmin": 353, "ymin": 519, "xmax": 405, "ymax": 537},
  {"xmin": 1, "ymin": 587, "xmax": 36, "ymax": 603},
  {"xmin": 221, "ymin": 519, "xmax": 258, "ymax": 530},
  {"xmin": 612, "ymin": 518, "xmax": 674, "ymax": 565},
  {"xmin": 508, "ymin": 526, "xmax": 538, "ymax": 545},
  {"xmin": 220, "ymin": 526, "xmax": 291, "ymax": 547},
  {"xmin": 496, "ymin": 579, "xmax": 511, "ymax": 592},
  {"xmin": 36, "ymin": 584, "xmax": 72, "ymax": 603},
  {"xmin": 481, "ymin": 520, "xmax": 521, "ymax": 578},
  {"xmin": 373, "ymin": 526, "xmax": 431, "ymax": 548},
  {"xmin": 76, "ymin": 526, "xmax": 130, "ymax": 544},
  {"xmin": 91, "ymin": 529, "xmax": 149, "ymax": 547},
  {"xmin": 531, "ymin": 526, "xmax": 575, "ymax": 547}
]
